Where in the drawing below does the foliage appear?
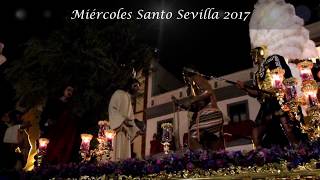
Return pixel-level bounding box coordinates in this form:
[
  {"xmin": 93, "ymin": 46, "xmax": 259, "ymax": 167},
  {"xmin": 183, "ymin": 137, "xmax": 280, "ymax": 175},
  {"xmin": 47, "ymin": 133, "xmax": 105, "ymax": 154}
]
[{"xmin": 5, "ymin": 19, "xmax": 152, "ymax": 124}]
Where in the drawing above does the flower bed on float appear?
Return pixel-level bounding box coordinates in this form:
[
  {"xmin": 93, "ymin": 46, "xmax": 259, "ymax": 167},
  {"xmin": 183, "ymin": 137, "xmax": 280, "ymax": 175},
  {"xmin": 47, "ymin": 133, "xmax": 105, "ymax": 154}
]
[{"xmin": 23, "ymin": 140, "xmax": 320, "ymax": 179}]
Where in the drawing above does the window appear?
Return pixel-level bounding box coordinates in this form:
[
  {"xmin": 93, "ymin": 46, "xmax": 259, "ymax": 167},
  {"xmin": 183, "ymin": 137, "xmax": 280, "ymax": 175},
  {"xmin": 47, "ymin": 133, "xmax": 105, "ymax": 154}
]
[
  {"xmin": 156, "ymin": 118, "xmax": 176, "ymax": 151},
  {"xmin": 227, "ymin": 100, "xmax": 249, "ymax": 123}
]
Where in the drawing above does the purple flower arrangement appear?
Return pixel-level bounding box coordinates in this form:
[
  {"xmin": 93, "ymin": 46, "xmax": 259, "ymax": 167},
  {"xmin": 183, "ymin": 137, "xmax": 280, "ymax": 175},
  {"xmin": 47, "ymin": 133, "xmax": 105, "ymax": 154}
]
[{"xmin": 27, "ymin": 140, "xmax": 320, "ymax": 179}]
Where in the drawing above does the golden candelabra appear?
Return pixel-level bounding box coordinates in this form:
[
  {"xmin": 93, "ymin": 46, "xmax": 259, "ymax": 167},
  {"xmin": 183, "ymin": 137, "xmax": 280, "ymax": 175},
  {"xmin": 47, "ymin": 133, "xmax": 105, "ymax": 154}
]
[
  {"xmin": 298, "ymin": 60, "xmax": 320, "ymax": 140},
  {"xmin": 79, "ymin": 121, "xmax": 116, "ymax": 163},
  {"xmin": 260, "ymin": 60, "xmax": 320, "ymax": 141}
]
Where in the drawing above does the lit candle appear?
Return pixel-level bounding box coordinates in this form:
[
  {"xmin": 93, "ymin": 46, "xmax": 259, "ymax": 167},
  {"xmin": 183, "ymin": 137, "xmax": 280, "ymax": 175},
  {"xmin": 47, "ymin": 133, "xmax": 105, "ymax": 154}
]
[
  {"xmin": 302, "ymin": 80, "xmax": 319, "ymax": 107},
  {"xmin": 38, "ymin": 138, "xmax": 49, "ymax": 152},
  {"xmin": 300, "ymin": 68, "xmax": 313, "ymax": 81},
  {"xmin": 105, "ymin": 130, "xmax": 115, "ymax": 140},
  {"xmin": 298, "ymin": 60, "xmax": 314, "ymax": 81},
  {"xmin": 80, "ymin": 134, "xmax": 93, "ymax": 153},
  {"xmin": 272, "ymin": 74, "xmax": 282, "ymax": 89},
  {"xmin": 104, "ymin": 129, "xmax": 115, "ymax": 148}
]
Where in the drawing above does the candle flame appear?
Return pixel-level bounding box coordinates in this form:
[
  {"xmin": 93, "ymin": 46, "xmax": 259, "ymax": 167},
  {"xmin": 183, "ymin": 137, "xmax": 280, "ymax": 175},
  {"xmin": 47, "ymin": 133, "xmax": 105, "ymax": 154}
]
[
  {"xmin": 300, "ymin": 68, "xmax": 312, "ymax": 75},
  {"xmin": 105, "ymin": 130, "xmax": 116, "ymax": 140},
  {"xmin": 81, "ymin": 134, "xmax": 93, "ymax": 143},
  {"xmin": 38, "ymin": 138, "xmax": 49, "ymax": 147}
]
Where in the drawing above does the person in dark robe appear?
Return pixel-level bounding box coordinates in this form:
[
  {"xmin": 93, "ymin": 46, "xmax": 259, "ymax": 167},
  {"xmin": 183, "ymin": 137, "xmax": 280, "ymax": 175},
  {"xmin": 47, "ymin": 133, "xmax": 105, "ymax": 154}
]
[
  {"xmin": 150, "ymin": 133, "xmax": 163, "ymax": 156},
  {"xmin": 39, "ymin": 85, "xmax": 80, "ymax": 164}
]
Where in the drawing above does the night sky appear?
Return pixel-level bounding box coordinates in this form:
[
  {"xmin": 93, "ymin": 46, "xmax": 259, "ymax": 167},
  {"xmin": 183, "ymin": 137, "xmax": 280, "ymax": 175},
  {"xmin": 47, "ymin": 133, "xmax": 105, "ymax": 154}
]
[{"xmin": 0, "ymin": 0, "xmax": 319, "ymax": 80}]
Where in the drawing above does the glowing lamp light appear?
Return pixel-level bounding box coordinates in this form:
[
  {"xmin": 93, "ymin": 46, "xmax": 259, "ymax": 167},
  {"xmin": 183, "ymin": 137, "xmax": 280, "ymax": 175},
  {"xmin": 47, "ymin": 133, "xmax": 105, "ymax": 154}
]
[
  {"xmin": 80, "ymin": 134, "xmax": 93, "ymax": 152},
  {"xmin": 270, "ymin": 68, "xmax": 285, "ymax": 89},
  {"xmin": 272, "ymin": 74, "xmax": 282, "ymax": 88},
  {"xmin": 300, "ymin": 68, "xmax": 313, "ymax": 81},
  {"xmin": 104, "ymin": 129, "xmax": 116, "ymax": 151},
  {"xmin": 38, "ymin": 138, "xmax": 49, "ymax": 151},
  {"xmin": 301, "ymin": 80, "xmax": 319, "ymax": 107},
  {"xmin": 104, "ymin": 129, "xmax": 116, "ymax": 140},
  {"xmin": 298, "ymin": 60, "xmax": 314, "ymax": 81}
]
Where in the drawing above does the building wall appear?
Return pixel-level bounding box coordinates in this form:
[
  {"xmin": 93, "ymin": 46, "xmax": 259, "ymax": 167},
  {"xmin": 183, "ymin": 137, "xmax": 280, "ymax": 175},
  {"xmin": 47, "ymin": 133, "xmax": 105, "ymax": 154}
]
[
  {"xmin": 217, "ymin": 95, "xmax": 260, "ymax": 123},
  {"xmin": 132, "ymin": 112, "xmax": 143, "ymax": 159}
]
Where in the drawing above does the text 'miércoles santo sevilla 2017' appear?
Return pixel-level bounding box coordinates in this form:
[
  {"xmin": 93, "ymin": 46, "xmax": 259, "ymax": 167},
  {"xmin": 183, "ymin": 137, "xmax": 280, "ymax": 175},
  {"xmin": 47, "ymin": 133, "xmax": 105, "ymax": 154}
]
[{"xmin": 70, "ymin": 8, "xmax": 251, "ymax": 21}]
